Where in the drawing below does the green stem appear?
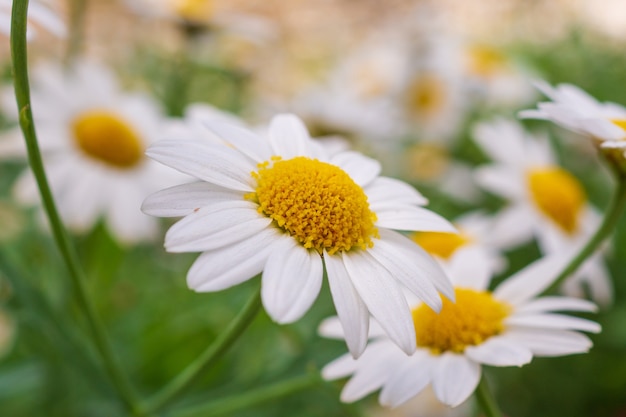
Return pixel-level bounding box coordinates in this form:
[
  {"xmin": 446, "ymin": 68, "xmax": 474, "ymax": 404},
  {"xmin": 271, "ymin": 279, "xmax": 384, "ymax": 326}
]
[
  {"xmin": 64, "ymin": 0, "xmax": 87, "ymax": 66},
  {"xmin": 10, "ymin": 1, "xmax": 139, "ymax": 413},
  {"xmin": 545, "ymin": 177, "xmax": 626, "ymax": 295},
  {"xmin": 475, "ymin": 375, "xmax": 504, "ymax": 417},
  {"xmin": 168, "ymin": 373, "xmax": 320, "ymax": 417},
  {"xmin": 141, "ymin": 288, "xmax": 263, "ymax": 415}
]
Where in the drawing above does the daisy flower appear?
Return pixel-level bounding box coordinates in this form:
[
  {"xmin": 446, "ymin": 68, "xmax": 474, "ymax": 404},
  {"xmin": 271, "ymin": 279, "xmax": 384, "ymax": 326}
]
[
  {"xmin": 519, "ymin": 81, "xmax": 626, "ymax": 153},
  {"xmin": 472, "ymin": 118, "xmax": 613, "ymax": 305},
  {"xmin": 142, "ymin": 113, "xmax": 456, "ymax": 357},
  {"xmin": 320, "ymin": 250, "xmax": 600, "ymax": 408},
  {"xmin": 0, "ymin": 0, "xmax": 66, "ymax": 39},
  {"xmin": 0, "ymin": 60, "xmax": 184, "ymax": 244}
]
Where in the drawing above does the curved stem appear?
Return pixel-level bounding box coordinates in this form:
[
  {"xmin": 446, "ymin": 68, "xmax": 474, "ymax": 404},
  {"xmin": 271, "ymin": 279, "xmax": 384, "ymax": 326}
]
[
  {"xmin": 168, "ymin": 373, "xmax": 321, "ymax": 417},
  {"xmin": 475, "ymin": 375, "xmax": 504, "ymax": 417},
  {"xmin": 10, "ymin": 1, "xmax": 139, "ymax": 413},
  {"xmin": 141, "ymin": 288, "xmax": 263, "ymax": 415},
  {"xmin": 544, "ymin": 177, "xmax": 626, "ymax": 295}
]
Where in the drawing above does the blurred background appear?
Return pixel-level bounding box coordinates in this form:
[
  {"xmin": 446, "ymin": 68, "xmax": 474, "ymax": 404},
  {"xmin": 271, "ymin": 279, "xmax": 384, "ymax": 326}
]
[{"xmin": 1, "ymin": 0, "xmax": 626, "ymax": 416}]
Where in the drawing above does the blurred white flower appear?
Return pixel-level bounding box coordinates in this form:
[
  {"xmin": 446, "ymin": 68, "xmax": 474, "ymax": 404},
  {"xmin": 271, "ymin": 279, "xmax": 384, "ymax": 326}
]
[
  {"xmin": 473, "ymin": 118, "xmax": 613, "ymax": 305},
  {"xmin": 0, "ymin": 60, "xmax": 184, "ymax": 244},
  {"xmin": 142, "ymin": 113, "xmax": 456, "ymax": 358},
  {"xmin": 520, "ymin": 81, "xmax": 626, "ymax": 153},
  {"xmin": 321, "ymin": 251, "xmax": 600, "ymax": 408},
  {"xmin": 0, "ymin": 0, "xmax": 65, "ymax": 40},
  {"xmin": 369, "ymin": 386, "xmax": 472, "ymax": 417}
]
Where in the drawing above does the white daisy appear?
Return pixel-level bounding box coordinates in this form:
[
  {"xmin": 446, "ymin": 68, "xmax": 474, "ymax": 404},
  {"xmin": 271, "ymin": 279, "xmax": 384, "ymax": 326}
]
[
  {"xmin": 0, "ymin": 0, "xmax": 66, "ymax": 40},
  {"xmin": 320, "ymin": 250, "xmax": 600, "ymax": 408},
  {"xmin": 519, "ymin": 81, "xmax": 626, "ymax": 152},
  {"xmin": 472, "ymin": 118, "xmax": 613, "ymax": 305},
  {"xmin": 142, "ymin": 113, "xmax": 456, "ymax": 358},
  {"xmin": 0, "ymin": 60, "xmax": 184, "ymax": 244}
]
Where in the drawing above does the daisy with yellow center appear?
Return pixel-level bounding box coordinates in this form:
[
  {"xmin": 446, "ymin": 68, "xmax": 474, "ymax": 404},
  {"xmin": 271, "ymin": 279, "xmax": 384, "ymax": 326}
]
[
  {"xmin": 142, "ymin": 113, "xmax": 456, "ymax": 357},
  {"xmin": 472, "ymin": 118, "xmax": 613, "ymax": 305},
  {"xmin": 0, "ymin": 60, "xmax": 185, "ymax": 243},
  {"xmin": 520, "ymin": 81, "xmax": 626, "ymax": 157},
  {"xmin": 320, "ymin": 250, "xmax": 600, "ymax": 408}
]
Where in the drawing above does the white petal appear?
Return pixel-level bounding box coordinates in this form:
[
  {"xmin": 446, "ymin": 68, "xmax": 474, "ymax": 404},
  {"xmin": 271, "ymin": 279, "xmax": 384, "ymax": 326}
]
[
  {"xmin": 487, "ymin": 205, "xmax": 536, "ymax": 250},
  {"xmin": 464, "ymin": 336, "xmax": 532, "ymax": 367},
  {"xmin": 146, "ymin": 140, "xmax": 255, "ymax": 192},
  {"xmin": 506, "ymin": 313, "xmax": 601, "ymax": 333},
  {"xmin": 342, "ymin": 250, "xmax": 416, "ymax": 355},
  {"xmin": 340, "ymin": 342, "xmax": 406, "ymax": 403},
  {"xmin": 494, "ymin": 254, "xmax": 570, "ymax": 305},
  {"xmin": 331, "ymin": 151, "xmax": 381, "ymax": 187},
  {"xmin": 268, "ymin": 114, "xmax": 310, "ymax": 158},
  {"xmin": 472, "ymin": 118, "xmax": 527, "ymax": 167},
  {"xmin": 474, "ymin": 166, "xmax": 526, "ymax": 201},
  {"xmin": 579, "ymin": 118, "xmax": 624, "ymax": 141},
  {"xmin": 204, "ymin": 120, "xmax": 273, "ymax": 162},
  {"xmin": 165, "ymin": 202, "xmax": 271, "ymax": 252},
  {"xmin": 321, "ymin": 353, "xmax": 359, "ymax": 380},
  {"xmin": 505, "ymin": 328, "xmax": 593, "ymax": 356},
  {"xmin": 446, "ymin": 247, "xmax": 493, "ymax": 291},
  {"xmin": 432, "ymin": 353, "xmax": 481, "ymax": 407},
  {"xmin": 379, "ymin": 350, "xmax": 432, "ymax": 407},
  {"xmin": 515, "ymin": 297, "xmax": 598, "ymax": 314},
  {"xmin": 325, "ymin": 252, "xmax": 370, "ymax": 358},
  {"xmin": 142, "ymin": 181, "xmax": 244, "ymax": 217},
  {"xmin": 262, "ymin": 237, "xmax": 323, "ymax": 323},
  {"xmin": 187, "ymin": 227, "xmax": 280, "ymax": 291},
  {"xmin": 28, "ymin": 2, "xmax": 66, "ymax": 37},
  {"xmin": 369, "ymin": 229, "xmax": 450, "ymax": 308},
  {"xmin": 318, "ymin": 316, "xmax": 346, "ymax": 340},
  {"xmin": 366, "ymin": 176, "xmax": 429, "ymax": 208},
  {"xmin": 375, "ymin": 206, "xmax": 456, "ymax": 233}
]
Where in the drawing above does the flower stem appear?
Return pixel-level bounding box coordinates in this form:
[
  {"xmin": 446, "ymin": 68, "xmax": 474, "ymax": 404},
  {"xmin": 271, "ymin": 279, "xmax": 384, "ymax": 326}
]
[
  {"xmin": 475, "ymin": 375, "xmax": 504, "ymax": 417},
  {"xmin": 64, "ymin": 0, "xmax": 87, "ymax": 66},
  {"xmin": 10, "ymin": 1, "xmax": 139, "ymax": 413},
  {"xmin": 168, "ymin": 372, "xmax": 321, "ymax": 417},
  {"xmin": 140, "ymin": 288, "xmax": 263, "ymax": 415},
  {"xmin": 544, "ymin": 177, "xmax": 626, "ymax": 295}
]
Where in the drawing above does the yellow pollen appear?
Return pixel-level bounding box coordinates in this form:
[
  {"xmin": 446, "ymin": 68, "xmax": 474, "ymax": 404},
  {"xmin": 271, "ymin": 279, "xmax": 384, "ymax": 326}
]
[
  {"xmin": 411, "ymin": 231, "xmax": 470, "ymax": 259},
  {"xmin": 467, "ymin": 46, "xmax": 507, "ymax": 78},
  {"xmin": 172, "ymin": 0, "xmax": 213, "ymax": 21},
  {"xmin": 526, "ymin": 167, "xmax": 586, "ymax": 234},
  {"xmin": 611, "ymin": 119, "xmax": 626, "ymax": 133},
  {"xmin": 247, "ymin": 156, "xmax": 378, "ymax": 255},
  {"xmin": 406, "ymin": 73, "xmax": 446, "ymax": 120},
  {"xmin": 72, "ymin": 111, "xmax": 144, "ymax": 169},
  {"xmin": 413, "ymin": 288, "xmax": 510, "ymax": 354}
]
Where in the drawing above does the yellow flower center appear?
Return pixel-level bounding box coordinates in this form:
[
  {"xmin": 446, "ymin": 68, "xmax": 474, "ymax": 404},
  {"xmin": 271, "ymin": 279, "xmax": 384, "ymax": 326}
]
[
  {"xmin": 406, "ymin": 73, "xmax": 446, "ymax": 120},
  {"xmin": 72, "ymin": 111, "xmax": 144, "ymax": 169},
  {"xmin": 248, "ymin": 156, "xmax": 378, "ymax": 255},
  {"xmin": 172, "ymin": 0, "xmax": 213, "ymax": 21},
  {"xmin": 411, "ymin": 231, "xmax": 470, "ymax": 259},
  {"xmin": 611, "ymin": 119, "xmax": 626, "ymax": 132},
  {"xmin": 467, "ymin": 46, "xmax": 507, "ymax": 78},
  {"xmin": 413, "ymin": 288, "xmax": 509, "ymax": 354},
  {"xmin": 526, "ymin": 167, "xmax": 586, "ymax": 234}
]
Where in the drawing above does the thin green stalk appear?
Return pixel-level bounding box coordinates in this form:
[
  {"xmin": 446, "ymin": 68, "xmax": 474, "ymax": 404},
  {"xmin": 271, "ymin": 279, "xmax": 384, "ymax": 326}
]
[
  {"xmin": 475, "ymin": 375, "xmax": 504, "ymax": 417},
  {"xmin": 545, "ymin": 177, "xmax": 626, "ymax": 295},
  {"xmin": 168, "ymin": 373, "xmax": 321, "ymax": 417},
  {"xmin": 140, "ymin": 288, "xmax": 263, "ymax": 415},
  {"xmin": 10, "ymin": 1, "xmax": 139, "ymax": 413}
]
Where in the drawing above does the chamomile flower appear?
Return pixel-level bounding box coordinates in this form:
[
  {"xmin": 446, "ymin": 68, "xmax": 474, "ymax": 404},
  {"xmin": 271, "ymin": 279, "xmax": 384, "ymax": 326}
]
[
  {"xmin": 321, "ymin": 251, "xmax": 600, "ymax": 408},
  {"xmin": 473, "ymin": 118, "xmax": 613, "ymax": 305},
  {"xmin": 0, "ymin": 60, "xmax": 184, "ymax": 244},
  {"xmin": 0, "ymin": 0, "xmax": 65, "ymax": 39},
  {"xmin": 142, "ymin": 113, "xmax": 456, "ymax": 357},
  {"xmin": 519, "ymin": 81, "xmax": 626, "ymax": 152}
]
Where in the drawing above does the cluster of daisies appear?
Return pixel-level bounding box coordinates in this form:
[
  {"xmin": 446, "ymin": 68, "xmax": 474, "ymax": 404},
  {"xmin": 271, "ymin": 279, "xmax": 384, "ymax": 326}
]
[{"xmin": 1, "ymin": 0, "xmax": 625, "ymax": 414}]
